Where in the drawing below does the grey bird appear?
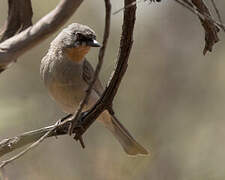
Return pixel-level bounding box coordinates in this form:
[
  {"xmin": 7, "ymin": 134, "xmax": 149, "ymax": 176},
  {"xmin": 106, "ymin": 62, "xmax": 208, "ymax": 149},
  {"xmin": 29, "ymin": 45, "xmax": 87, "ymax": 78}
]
[{"xmin": 40, "ymin": 23, "xmax": 148, "ymax": 155}]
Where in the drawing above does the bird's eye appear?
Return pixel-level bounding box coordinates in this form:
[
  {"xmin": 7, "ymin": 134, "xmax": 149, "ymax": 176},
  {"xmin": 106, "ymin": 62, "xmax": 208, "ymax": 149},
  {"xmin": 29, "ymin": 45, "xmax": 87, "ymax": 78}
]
[
  {"xmin": 76, "ymin": 33, "xmax": 83, "ymax": 40},
  {"xmin": 71, "ymin": 31, "xmax": 77, "ymax": 36},
  {"xmin": 78, "ymin": 33, "xmax": 91, "ymax": 42}
]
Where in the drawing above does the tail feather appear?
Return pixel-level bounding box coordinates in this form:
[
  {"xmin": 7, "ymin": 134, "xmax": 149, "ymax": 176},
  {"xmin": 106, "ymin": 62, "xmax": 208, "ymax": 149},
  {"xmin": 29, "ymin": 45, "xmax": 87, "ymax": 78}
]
[{"xmin": 101, "ymin": 111, "xmax": 149, "ymax": 156}]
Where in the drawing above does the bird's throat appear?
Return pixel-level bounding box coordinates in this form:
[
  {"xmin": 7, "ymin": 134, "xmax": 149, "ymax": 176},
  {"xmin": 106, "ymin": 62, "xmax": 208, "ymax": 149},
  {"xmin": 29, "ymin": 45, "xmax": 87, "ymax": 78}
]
[{"xmin": 66, "ymin": 46, "xmax": 90, "ymax": 62}]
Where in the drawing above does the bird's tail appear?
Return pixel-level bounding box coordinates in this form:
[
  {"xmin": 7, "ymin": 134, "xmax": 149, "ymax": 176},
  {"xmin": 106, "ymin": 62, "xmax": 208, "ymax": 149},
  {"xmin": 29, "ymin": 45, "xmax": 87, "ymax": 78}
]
[{"xmin": 100, "ymin": 111, "xmax": 149, "ymax": 156}]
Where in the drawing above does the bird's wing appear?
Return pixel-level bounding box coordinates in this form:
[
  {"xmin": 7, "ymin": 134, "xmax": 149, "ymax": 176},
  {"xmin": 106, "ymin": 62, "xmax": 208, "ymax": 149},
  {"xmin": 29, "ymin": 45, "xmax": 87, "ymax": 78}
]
[{"xmin": 82, "ymin": 59, "xmax": 104, "ymax": 96}]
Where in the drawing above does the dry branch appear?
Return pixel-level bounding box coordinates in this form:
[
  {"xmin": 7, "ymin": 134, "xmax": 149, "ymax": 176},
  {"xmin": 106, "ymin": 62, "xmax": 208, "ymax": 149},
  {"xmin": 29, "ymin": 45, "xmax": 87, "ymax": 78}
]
[
  {"xmin": 0, "ymin": 116, "xmax": 73, "ymax": 158},
  {"xmin": 210, "ymin": 0, "xmax": 224, "ymax": 31},
  {"xmin": 175, "ymin": 0, "xmax": 222, "ymax": 55},
  {"xmin": 191, "ymin": 0, "xmax": 220, "ymax": 55},
  {"xmin": 0, "ymin": 0, "xmax": 33, "ymax": 43},
  {"xmin": 0, "ymin": 0, "xmax": 83, "ymax": 73},
  {"xmin": 68, "ymin": 0, "xmax": 112, "ymax": 138},
  {"xmin": 74, "ymin": 0, "xmax": 136, "ymax": 141},
  {"xmin": 0, "ymin": 124, "xmax": 56, "ymax": 168}
]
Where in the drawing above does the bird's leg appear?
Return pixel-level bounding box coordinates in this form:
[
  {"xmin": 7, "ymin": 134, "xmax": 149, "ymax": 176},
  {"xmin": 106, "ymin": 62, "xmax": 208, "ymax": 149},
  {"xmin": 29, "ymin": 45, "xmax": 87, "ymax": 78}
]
[
  {"xmin": 70, "ymin": 111, "xmax": 88, "ymax": 133},
  {"xmin": 71, "ymin": 111, "xmax": 89, "ymax": 148}
]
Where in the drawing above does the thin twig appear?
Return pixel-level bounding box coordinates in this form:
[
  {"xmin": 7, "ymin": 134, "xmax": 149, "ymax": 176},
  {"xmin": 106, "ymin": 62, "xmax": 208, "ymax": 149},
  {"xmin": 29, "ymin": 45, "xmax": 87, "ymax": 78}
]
[
  {"xmin": 68, "ymin": 0, "xmax": 111, "ymax": 138},
  {"xmin": 113, "ymin": 0, "xmax": 160, "ymax": 15},
  {"xmin": 210, "ymin": 0, "xmax": 225, "ymax": 31},
  {"xmin": 113, "ymin": 0, "xmax": 141, "ymax": 15},
  {"xmin": 0, "ymin": 115, "xmax": 75, "ymax": 158},
  {"xmin": 0, "ymin": 115, "xmax": 73, "ymax": 168},
  {"xmin": 0, "ymin": 125, "xmax": 55, "ymax": 168},
  {"xmin": 0, "ymin": 119, "xmax": 68, "ymax": 169},
  {"xmin": 174, "ymin": 0, "xmax": 224, "ymax": 54},
  {"xmin": 74, "ymin": 0, "xmax": 137, "ymax": 140},
  {"xmin": 174, "ymin": 0, "xmax": 225, "ymax": 31}
]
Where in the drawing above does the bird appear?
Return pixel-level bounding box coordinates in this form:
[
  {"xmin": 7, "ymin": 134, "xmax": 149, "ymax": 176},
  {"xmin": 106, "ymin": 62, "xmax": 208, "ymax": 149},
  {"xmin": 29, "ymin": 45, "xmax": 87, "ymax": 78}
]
[{"xmin": 40, "ymin": 23, "xmax": 148, "ymax": 156}]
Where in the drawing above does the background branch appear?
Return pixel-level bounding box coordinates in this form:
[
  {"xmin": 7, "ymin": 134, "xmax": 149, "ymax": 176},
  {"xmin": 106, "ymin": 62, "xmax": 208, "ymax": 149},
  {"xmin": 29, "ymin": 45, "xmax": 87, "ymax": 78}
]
[
  {"xmin": 0, "ymin": 123, "xmax": 56, "ymax": 168},
  {"xmin": 191, "ymin": 0, "xmax": 220, "ymax": 55},
  {"xmin": 0, "ymin": 0, "xmax": 83, "ymax": 73},
  {"xmin": 0, "ymin": 0, "xmax": 33, "ymax": 43},
  {"xmin": 0, "ymin": 116, "xmax": 80, "ymax": 158},
  {"xmin": 174, "ymin": 0, "xmax": 222, "ymax": 55},
  {"xmin": 210, "ymin": 0, "xmax": 224, "ymax": 31}
]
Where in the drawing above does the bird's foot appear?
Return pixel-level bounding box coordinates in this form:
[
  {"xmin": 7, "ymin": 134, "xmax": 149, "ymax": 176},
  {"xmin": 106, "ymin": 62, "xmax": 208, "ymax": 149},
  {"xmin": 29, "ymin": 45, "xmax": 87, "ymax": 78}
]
[{"xmin": 70, "ymin": 112, "xmax": 89, "ymax": 148}]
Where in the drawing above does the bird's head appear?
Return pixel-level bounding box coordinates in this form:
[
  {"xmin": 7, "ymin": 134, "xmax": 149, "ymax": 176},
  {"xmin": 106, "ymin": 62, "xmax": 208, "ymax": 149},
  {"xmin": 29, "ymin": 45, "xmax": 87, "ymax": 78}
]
[{"xmin": 52, "ymin": 23, "xmax": 101, "ymax": 62}]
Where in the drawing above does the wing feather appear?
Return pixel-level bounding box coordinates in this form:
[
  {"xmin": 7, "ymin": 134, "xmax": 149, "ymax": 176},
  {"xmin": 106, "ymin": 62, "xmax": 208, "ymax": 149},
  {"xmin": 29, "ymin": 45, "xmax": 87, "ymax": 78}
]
[{"xmin": 82, "ymin": 59, "xmax": 104, "ymax": 96}]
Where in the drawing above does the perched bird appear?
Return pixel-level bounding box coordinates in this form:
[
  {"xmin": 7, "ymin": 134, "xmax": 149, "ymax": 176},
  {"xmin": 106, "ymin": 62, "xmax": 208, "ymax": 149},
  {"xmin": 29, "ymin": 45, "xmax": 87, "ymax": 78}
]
[{"xmin": 40, "ymin": 23, "xmax": 148, "ymax": 155}]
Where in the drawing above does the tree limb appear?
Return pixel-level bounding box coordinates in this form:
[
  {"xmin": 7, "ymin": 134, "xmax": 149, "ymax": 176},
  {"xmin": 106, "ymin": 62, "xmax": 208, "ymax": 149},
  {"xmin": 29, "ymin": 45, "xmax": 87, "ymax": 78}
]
[
  {"xmin": 0, "ymin": 0, "xmax": 83, "ymax": 73},
  {"xmin": 0, "ymin": 124, "xmax": 56, "ymax": 158},
  {"xmin": 174, "ymin": 0, "xmax": 223, "ymax": 55},
  {"xmin": 210, "ymin": 0, "xmax": 225, "ymax": 31},
  {"xmin": 0, "ymin": 0, "xmax": 33, "ymax": 43},
  {"xmin": 0, "ymin": 124, "xmax": 56, "ymax": 168},
  {"xmin": 74, "ymin": 0, "xmax": 136, "ymax": 141},
  {"xmin": 191, "ymin": 0, "xmax": 220, "ymax": 55},
  {"xmin": 68, "ymin": 0, "xmax": 112, "ymax": 138},
  {"xmin": 0, "ymin": 114, "xmax": 76, "ymax": 158}
]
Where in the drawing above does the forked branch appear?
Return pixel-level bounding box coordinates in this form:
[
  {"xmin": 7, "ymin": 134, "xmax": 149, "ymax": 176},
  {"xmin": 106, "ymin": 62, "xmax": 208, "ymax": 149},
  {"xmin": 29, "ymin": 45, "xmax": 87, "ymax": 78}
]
[{"xmin": 0, "ymin": 0, "xmax": 83, "ymax": 73}]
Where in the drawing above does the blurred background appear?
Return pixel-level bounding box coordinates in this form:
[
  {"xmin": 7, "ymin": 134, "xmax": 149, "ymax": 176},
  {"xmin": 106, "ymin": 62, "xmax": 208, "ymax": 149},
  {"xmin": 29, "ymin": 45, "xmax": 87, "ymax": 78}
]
[{"xmin": 0, "ymin": 0, "xmax": 225, "ymax": 179}]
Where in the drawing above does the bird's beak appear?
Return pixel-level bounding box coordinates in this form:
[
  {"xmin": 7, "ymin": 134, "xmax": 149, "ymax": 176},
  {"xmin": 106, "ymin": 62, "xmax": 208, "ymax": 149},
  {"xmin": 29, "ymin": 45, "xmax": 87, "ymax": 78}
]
[{"xmin": 86, "ymin": 39, "xmax": 101, "ymax": 47}]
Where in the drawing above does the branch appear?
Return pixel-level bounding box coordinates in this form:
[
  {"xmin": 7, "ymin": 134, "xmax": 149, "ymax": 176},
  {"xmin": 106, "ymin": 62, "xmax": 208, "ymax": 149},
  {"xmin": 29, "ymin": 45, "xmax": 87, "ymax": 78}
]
[
  {"xmin": 68, "ymin": 0, "xmax": 112, "ymax": 138},
  {"xmin": 74, "ymin": 0, "xmax": 137, "ymax": 141},
  {"xmin": 210, "ymin": 0, "xmax": 225, "ymax": 31},
  {"xmin": 0, "ymin": 0, "xmax": 83, "ymax": 73},
  {"xmin": 115, "ymin": 0, "xmax": 223, "ymax": 55},
  {"xmin": 0, "ymin": 0, "xmax": 33, "ymax": 42},
  {"xmin": 174, "ymin": 0, "xmax": 223, "ymax": 55},
  {"xmin": 0, "ymin": 124, "xmax": 56, "ymax": 168},
  {"xmin": 190, "ymin": 0, "xmax": 220, "ymax": 55},
  {"xmin": 0, "ymin": 114, "xmax": 77, "ymax": 158},
  {"xmin": 0, "ymin": 124, "xmax": 56, "ymax": 158}
]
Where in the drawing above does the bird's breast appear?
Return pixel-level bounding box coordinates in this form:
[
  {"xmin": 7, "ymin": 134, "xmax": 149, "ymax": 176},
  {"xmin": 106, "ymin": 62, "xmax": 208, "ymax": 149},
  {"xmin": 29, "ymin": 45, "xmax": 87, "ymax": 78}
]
[
  {"xmin": 42, "ymin": 56, "xmax": 88, "ymax": 113},
  {"xmin": 65, "ymin": 46, "xmax": 90, "ymax": 62}
]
